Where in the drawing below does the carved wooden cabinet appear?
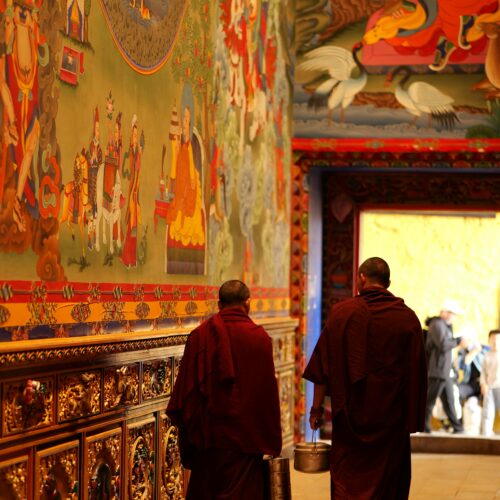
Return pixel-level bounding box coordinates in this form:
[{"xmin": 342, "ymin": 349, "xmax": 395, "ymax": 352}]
[
  {"xmin": 0, "ymin": 455, "xmax": 29, "ymax": 499},
  {"xmin": 0, "ymin": 317, "xmax": 297, "ymax": 498},
  {"xmin": 84, "ymin": 428, "xmax": 122, "ymax": 499}
]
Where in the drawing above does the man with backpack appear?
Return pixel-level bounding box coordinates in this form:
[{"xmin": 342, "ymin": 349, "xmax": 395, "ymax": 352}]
[{"xmin": 424, "ymin": 299, "xmax": 466, "ymax": 433}]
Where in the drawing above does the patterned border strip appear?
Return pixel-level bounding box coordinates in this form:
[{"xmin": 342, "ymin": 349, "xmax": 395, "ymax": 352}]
[
  {"xmin": 292, "ymin": 137, "xmax": 500, "ymax": 153},
  {"xmin": 290, "ymin": 162, "xmax": 308, "ymax": 440},
  {"xmin": 0, "ymin": 334, "xmax": 189, "ymax": 368},
  {"xmin": 0, "ymin": 282, "xmax": 288, "ymax": 304},
  {"xmin": 0, "ymin": 296, "xmax": 290, "ymax": 331}
]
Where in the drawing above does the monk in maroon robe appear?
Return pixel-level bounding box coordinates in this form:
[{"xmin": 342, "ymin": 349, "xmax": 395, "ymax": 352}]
[
  {"xmin": 304, "ymin": 257, "xmax": 427, "ymax": 500},
  {"xmin": 167, "ymin": 280, "xmax": 282, "ymax": 500}
]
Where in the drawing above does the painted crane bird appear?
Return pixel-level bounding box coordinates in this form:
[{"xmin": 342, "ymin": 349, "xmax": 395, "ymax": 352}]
[
  {"xmin": 385, "ymin": 66, "xmax": 459, "ymax": 130},
  {"xmin": 297, "ymin": 42, "xmax": 367, "ymax": 122}
]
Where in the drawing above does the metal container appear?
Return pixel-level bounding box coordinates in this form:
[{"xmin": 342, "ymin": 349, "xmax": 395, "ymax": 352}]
[
  {"xmin": 264, "ymin": 456, "xmax": 292, "ymax": 500},
  {"xmin": 294, "ymin": 439, "xmax": 331, "ymax": 473}
]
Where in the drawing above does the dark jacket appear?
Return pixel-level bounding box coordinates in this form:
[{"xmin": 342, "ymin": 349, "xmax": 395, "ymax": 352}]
[{"xmin": 425, "ymin": 317, "xmax": 460, "ymax": 379}]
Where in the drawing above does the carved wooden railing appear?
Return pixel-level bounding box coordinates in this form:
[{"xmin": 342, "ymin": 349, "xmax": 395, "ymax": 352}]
[{"xmin": 0, "ymin": 317, "xmax": 297, "ymax": 499}]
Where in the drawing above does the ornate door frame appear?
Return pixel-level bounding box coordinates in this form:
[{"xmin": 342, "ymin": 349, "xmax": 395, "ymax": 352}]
[{"xmin": 291, "ymin": 137, "xmax": 500, "ymax": 439}]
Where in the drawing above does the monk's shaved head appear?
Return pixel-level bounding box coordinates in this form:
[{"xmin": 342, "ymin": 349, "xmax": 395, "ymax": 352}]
[
  {"xmin": 358, "ymin": 257, "xmax": 390, "ymax": 288},
  {"xmin": 219, "ymin": 280, "xmax": 250, "ymax": 308}
]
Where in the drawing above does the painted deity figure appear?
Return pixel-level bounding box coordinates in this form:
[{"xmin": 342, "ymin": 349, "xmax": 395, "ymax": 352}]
[
  {"xmin": 121, "ymin": 115, "xmax": 142, "ymax": 267},
  {"xmin": 103, "ymin": 111, "xmax": 122, "ymax": 217},
  {"xmin": 100, "ymin": 110, "xmax": 123, "ymax": 253},
  {"xmin": 165, "ymin": 84, "xmax": 205, "ymax": 274},
  {"xmin": 245, "ymin": 0, "xmax": 262, "ymax": 110},
  {"xmin": 220, "ymin": 0, "xmax": 248, "ymax": 153},
  {"xmin": 362, "ymin": 0, "xmax": 500, "ymax": 71},
  {"xmin": 106, "ymin": 111, "xmax": 123, "ymax": 177},
  {"xmin": 0, "ymin": 0, "xmax": 48, "ymax": 232},
  {"xmin": 86, "ymin": 107, "xmax": 103, "ymax": 248}
]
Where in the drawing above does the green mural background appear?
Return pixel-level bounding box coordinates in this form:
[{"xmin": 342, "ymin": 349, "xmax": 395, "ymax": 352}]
[{"xmin": 0, "ymin": 0, "xmax": 292, "ymax": 290}]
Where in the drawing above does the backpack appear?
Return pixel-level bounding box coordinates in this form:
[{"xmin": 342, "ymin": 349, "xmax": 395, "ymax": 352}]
[{"xmin": 423, "ymin": 316, "xmax": 438, "ymax": 360}]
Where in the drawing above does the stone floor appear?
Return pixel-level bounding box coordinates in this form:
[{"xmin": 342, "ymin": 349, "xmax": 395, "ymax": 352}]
[{"xmin": 290, "ymin": 454, "xmax": 500, "ymax": 499}]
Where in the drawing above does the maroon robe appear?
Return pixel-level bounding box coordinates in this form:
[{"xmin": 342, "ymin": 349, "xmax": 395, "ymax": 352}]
[
  {"xmin": 167, "ymin": 306, "xmax": 282, "ymax": 499},
  {"xmin": 304, "ymin": 287, "xmax": 427, "ymax": 500}
]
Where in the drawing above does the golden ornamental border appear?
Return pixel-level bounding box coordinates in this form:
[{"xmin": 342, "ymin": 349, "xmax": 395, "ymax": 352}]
[{"xmin": 0, "ymin": 333, "xmax": 189, "ymax": 368}]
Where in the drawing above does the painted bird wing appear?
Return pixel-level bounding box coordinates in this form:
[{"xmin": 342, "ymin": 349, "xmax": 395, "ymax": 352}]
[
  {"xmin": 408, "ymin": 82, "xmax": 455, "ymax": 111},
  {"xmin": 297, "ymin": 46, "xmax": 356, "ymax": 82},
  {"xmin": 315, "ymin": 79, "xmax": 339, "ymax": 95}
]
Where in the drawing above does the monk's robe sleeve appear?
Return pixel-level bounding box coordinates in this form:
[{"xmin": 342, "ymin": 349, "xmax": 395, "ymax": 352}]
[
  {"xmin": 303, "ymin": 328, "xmax": 330, "ymax": 387},
  {"xmin": 406, "ymin": 321, "xmax": 428, "ymax": 433},
  {"xmin": 304, "ymin": 300, "xmax": 369, "ymax": 407},
  {"xmin": 167, "ymin": 333, "xmax": 196, "ymax": 427},
  {"xmin": 260, "ymin": 333, "xmax": 282, "ymax": 457}
]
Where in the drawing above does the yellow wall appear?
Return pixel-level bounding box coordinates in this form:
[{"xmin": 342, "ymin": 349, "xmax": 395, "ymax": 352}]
[{"xmin": 360, "ymin": 212, "xmax": 500, "ymax": 343}]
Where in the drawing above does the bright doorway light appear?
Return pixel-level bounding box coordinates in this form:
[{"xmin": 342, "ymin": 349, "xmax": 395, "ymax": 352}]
[{"xmin": 359, "ymin": 210, "xmax": 500, "ymax": 343}]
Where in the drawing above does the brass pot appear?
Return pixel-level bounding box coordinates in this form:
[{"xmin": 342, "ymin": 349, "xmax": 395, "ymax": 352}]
[{"xmin": 293, "ymin": 441, "xmax": 331, "ymax": 473}]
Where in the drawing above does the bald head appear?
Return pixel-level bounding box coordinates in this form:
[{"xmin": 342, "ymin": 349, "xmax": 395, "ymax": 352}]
[
  {"xmin": 358, "ymin": 257, "xmax": 391, "ymax": 290},
  {"xmin": 218, "ymin": 280, "xmax": 251, "ymax": 310}
]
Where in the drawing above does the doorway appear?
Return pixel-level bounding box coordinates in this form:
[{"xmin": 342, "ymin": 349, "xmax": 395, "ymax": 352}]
[{"xmin": 303, "ymin": 167, "xmax": 500, "ymax": 440}]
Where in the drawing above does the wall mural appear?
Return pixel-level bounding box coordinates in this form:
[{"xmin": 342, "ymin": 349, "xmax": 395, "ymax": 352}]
[
  {"xmin": 294, "ymin": 0, "xmax": 500, "ymax": 139},
  {"xmin": 0, "ymin": 0, "xmax": 292, "ymax": 339},
  {"xmin": 209, "ymin": 0, "xmax": 292, "ymax": 287},
  {"xmin": 99, "ymin": 0, "xmax": 186, "ymax": 73}
]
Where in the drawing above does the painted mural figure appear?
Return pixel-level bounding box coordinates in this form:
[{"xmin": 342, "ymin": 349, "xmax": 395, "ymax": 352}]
[
  {"xmin": 274, "ymin": 106, "xmax": 287, "ymax": 218},
  {"xmin": 87, "ymin": 107, "xmax": 103, "ymax": 249},
  {"xmin": 106, "ymin": 112, "xmax": 123, "ymax": 177},
  {"xmin": 60, "ymin": 150, "xmax": 89, "ymax": 258},
  {"xmin": 363, "ymin": 0, "xmax": 500, "ymax": 72},
  {"xmin": 245, "ymin": 0, "xmax": 260, "ymax": 112},
  {"xmin": 101, "ymin": 110, "xmax": 123, "ymax": 253},
  {"xmin": 220, "ymin": 0, "xmax": 247, "ymax": 153},
  {"xmin": 0, "ymin": 0, "xmax": 47, "ymax": 233},
  {"xmin": 246, "ymin": 0, "xmax": 269, "ymax": 142},
  {"xmin": 121, "ymin": 114, "xmax": 142, "ymax": 268},
  {"xmin": 67, "ymin": 0, "xmax": 84, "ymax": 42},
  {"xmin": 165, "ymin": 84, "xmax": 205, "ymax": 275}
]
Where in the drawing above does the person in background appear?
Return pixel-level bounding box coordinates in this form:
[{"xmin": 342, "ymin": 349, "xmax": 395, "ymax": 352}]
[
  {"xmin": 166, "ymin": 280, "xmax": 281, "ymax": 500},
  {"xmin": 304, "ymin": 257, "xmax": 427, "ymax": 499},
  {"xmin": 456, "ymin": 332, "xmax": 487, "ymax": 404},
  {"xmin": 424, "ymin": 299, "xmax": 466, "ymax": 434},
  {"xmin": 480, "ymin": 329, "xmax": 500, "ymax": 436}
]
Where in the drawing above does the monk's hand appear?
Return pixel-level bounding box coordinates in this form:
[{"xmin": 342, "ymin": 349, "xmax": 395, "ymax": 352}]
[{"xmin": 309, "ymin": 405, "xmax": 324, "ymax": 430}]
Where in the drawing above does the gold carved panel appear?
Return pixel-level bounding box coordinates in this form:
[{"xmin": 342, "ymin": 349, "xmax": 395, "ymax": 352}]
[
  {"xmin": 0, "ymin": 455, "xmax": 28, "ymax": 499},
  {"xmin": 173, "ymin": 357, "xmax": 181, "ymax": 386},
  {"xmin": 142, "ymin": 359, "xmax": 172, "ymax": 401},
  {"xmin": 128, "ymin": 418, "xmax": 156, "ymax": 499},
  {"xmin": 284, "ymin": 333, "xmax": 295, "ymax": 364},
  {"xmin": 2, "ymin": 377, "xmax": 54, "ymax": 436},
  {"xmin": 35, "ymin": 440, "xmax": 79, "ymax": 499},
  {"xmin": 58, "ymin": 371, "xmax": 101, "ymax": 422},
  {"xmin": 273, "ymin": 333, "xmax": 295, "ymax": 365},
  {"xmin": 278, "ymin": 370, "xmax": 294, "ymax": 437},
  {"xmin": 159, "ymin": 414, "xmax": 184, "ymax": 500},
  {"xmin": 84, "ymin": 428, "xmax": 122, "ymax": 500},
  {"xmin": 104, "ymin": 364, "xmax": 140, "ymax": 411}
]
